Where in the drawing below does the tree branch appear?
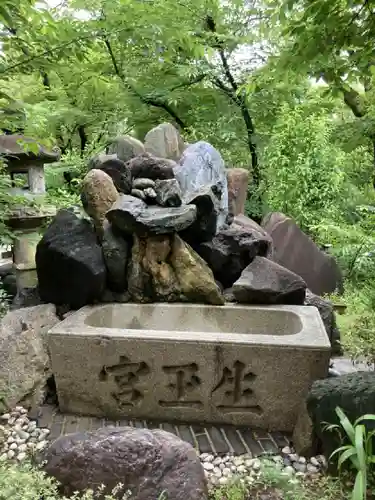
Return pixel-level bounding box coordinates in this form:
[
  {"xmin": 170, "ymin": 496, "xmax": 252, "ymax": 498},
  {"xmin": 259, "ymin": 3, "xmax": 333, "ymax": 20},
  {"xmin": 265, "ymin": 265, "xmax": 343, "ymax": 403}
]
[
  {"xmin": 102, "ymin": 36, "xmax": 188, "ymax": 129},
  {"xmin": 322, "ymin": 71, "xmax": 366, "ymax": 117}
]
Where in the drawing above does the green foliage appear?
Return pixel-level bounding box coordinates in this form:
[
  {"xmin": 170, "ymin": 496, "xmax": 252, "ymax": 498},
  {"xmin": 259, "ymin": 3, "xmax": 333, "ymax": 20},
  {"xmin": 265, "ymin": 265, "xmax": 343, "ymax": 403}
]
[{"xmin": 326, "ymin": 408, "xmax": 375, "ymax": 500}]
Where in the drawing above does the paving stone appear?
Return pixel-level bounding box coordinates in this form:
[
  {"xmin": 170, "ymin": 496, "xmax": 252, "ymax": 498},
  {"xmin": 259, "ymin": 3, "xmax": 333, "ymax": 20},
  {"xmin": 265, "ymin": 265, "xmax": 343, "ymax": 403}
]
[
  {"xmin": 240, "ymin": 429, "xmax": 266, "ymax": 455},
  {"xmin": 206, "ymin": 426, "xmax": 230, "ymax": 454},
  {"xmin": 35, "ymin": 405, "xmax": 286, "ymax": 456}
]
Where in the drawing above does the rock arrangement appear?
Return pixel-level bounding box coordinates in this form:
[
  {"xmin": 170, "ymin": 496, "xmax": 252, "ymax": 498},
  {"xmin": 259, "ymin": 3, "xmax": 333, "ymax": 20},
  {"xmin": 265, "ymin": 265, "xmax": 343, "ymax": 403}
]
[
  {"xmin": 31, "ymin": 121, "xmax": 341, "ymax": 351},
  {"xmin": 0, "ymin": 407, "xmax": 49, "ymax": 462}
]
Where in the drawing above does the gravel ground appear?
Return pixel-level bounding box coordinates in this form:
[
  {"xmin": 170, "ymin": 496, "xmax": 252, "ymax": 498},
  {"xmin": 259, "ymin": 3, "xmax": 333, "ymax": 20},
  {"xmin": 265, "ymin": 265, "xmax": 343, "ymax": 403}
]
[{"xmin": 0, "ymin": 406, "xmax": 327, "ymax": 490}]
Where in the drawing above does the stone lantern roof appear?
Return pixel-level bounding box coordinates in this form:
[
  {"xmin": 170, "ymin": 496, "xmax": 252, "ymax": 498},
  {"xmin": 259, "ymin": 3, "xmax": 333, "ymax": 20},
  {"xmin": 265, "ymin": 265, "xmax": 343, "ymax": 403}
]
[{"xmin": 0, "ymin": 134, "xmax": 60, "ymax": 167}]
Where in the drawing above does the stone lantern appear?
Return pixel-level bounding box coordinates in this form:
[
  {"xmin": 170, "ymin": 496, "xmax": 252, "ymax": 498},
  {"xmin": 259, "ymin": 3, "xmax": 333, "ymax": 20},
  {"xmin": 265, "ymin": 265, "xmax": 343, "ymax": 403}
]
[{"xmin": 0, "ymin": 135, "xmax": 60, "ymax": 295}]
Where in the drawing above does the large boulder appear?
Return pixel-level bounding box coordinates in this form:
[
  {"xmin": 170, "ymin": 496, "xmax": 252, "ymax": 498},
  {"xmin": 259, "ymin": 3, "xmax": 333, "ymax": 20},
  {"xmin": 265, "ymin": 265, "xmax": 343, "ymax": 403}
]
[
  {"xmin": 305, "ymin": 289, "xmax": 342, "ymax": 355},
  {"xmin": 128, "ymin": 233, "xmax": 224, "ymax": 305},
  {"xmin": 36, "ymin": 210, "xmax": 107, "ymax": 309},
  {"xmin": 174, "ymin": 142, "xmax": 228, "ymax": 231},
  {"xmin": 127, "ymin": 153, "xmax": 175, "ymax": 180},
  {"xmin": 91, "ymin": 157, "xmax": 132, "ymax": 195},
  {"xmin": 293, "ymin": 372, "xmax": 375, "ymax": 458},
  {"xmin": 226, "ymin": 168, "xmax": 249, "ymax": 216},
  {"xmin": 194, "ymin": 215, "xmax": 272, "ymax": 288},
  {"xmin": 81, "ymin": 169, "xmax": 119, "ymax": 236},
  {"xmin": 107, "ymin": 194, "xmax": 197, "ymax": 236},
  {"xmin": 0, "ymin": 304, "xmax": 60, "ymax": 413},
  {"xmin": 101, "ymin": 221, "xmax": 130, "ymax": 293},
  {"xmin": 107, "ymin": 135, "xmax": 145, "ymax": 163},
  {"xmin": 262, "ymin": 212, "xmax": 343, "ymax": 296},
  {"xmin": 232, "ymin": 256, "xmax": 306, "ymax": 304},
  {"xmin": 41, "ymin": 427, "xmax": 208, "ymax": 500},
  {"xmin": 144, "ymin": 123, "xmax": 185, "ymax": 161}
]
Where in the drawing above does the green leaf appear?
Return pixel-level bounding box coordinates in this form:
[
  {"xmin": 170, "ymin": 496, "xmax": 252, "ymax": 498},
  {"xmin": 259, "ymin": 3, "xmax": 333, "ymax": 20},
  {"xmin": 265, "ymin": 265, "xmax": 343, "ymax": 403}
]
[{"xmin": 336, "ymin": 407, "xmax": 356, "ymax": 443}]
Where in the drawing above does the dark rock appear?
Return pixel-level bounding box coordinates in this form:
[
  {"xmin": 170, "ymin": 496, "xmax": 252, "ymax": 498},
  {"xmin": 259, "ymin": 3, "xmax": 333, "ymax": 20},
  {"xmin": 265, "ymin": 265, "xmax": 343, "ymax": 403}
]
[
  {"xmin": 2, "ymin": 273, "xmax": 17, "ymax": 297},
  {"xmin": 155, "ymin": 179, "xmax": 182, "ymax": 207},
  {"xmin": 101, "ymin": 289, "xmax": 130, "ymax": 303},
  {"xmin": 107, "ymin": 194, "xmax": 197, "ymax": 236},
  {"xmin": 180, "ymin": 185, "xmax": 219, "ymax": 243},
  {"xmin": 304, "ymin": 373, "xmax": 375, "ymax": 458},
  {"xmin": 127, "ymin": 153, "xmax": 175, "ymax": 180},
  {"xmin": 41, "ymin": 427, "xmax": 208, "ymax": 500},
  {"xmin": 88, "ymin": 153, "xmax": 117, "ymax": 170},
  {"xmin": 93, "ymin": 157, "xmax": 132, "ymax": 194},
  {"xmin": 305, "ymin": 289, "xmax": 342, "ymax": 355},
  {"xmin": 194, "ymin": 215, "xmax": 272, "ymax": 288},
  {"xmin": 36, "ymin": 210, "xmax": 107, "ymax": 309},
  {"xmin": 262, "ymin": 212, "xmax": 343, "ymax": 296},
  {"xmin": 101, "ymin": 221, "xmax": 130, "ymax": 293},
  {"xmin": 232, "ymin": 256, "xmax": 306, "ymax": 304},
  {"xmin": 174, "ymin": 141, "xmax": 228, "ymax": 231}
]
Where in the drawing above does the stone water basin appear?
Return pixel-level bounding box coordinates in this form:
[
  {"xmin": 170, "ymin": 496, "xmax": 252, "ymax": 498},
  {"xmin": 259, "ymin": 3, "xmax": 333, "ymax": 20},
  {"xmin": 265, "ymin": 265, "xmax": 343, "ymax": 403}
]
[{"xmin": 48, "ymin": 303, "xmax": 330, "ymax": 432}]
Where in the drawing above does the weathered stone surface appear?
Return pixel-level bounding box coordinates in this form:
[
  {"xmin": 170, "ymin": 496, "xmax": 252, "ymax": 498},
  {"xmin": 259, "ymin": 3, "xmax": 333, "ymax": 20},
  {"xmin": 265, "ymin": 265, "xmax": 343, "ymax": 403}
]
[
  {"xmin": 107, "ymin": 135, "xmax": 145, "ymax": 163},
  {"xmin": 81, "ymin": 169, "xmax": 119, "ymax": 235},
  {"xmin": 36, "ymin": 209, "xmax": 107, "ymax": 309},
  {"xmin": 144, "ymin": 187, "xmax": 157, "ymax": 200},
  {"xmin": 174, "ymin": 142, "xmax": 228, "ymax": 231},
  {"xmin": 128, "ymin": 233, "xmax": 224, "ymax": 304},
  {"xmin": 0, "ymin": 304, "xmax": 60, "ymax": 413},
  {"xmin": 88, "ymin": 153, "xmax": 117, "ymax": 170},
  {"xmin": 0, "ymin": 134, "xmax": 60, "ymax": 165},
  {"xmin": 93, "ymin": 157, "xmax": 132, "ymax": 194},
  {"xmin": 294, "ymin": 373, "xmax": 375, "ymax": 458},
  {"xmin": 144, "ymin": 122, "xmax": 185, "ymax": 161},
  {"xmin": 232, "ymin": 256, "xmax": 307, "ymax": 305},
  {"xmin": 155, "ymin": 178, "xmax": 182, "ymax": 207},
  {"xmin": 131, "ymin": 188, "xmax": 146, "ymax": 200},
  {"xmin": 127, "ymin": 153, "xmax": 175, "ymax": 180},
  {"xmin": 194, "ymin": 215, "xmax": 272, "ymax": 288},
  {"xmin": 180, "ymin": 185, "xmax": 219, "ymax": 244},
  {"xmin": 101, "ymin": 221, "xmax": 130, "ymax": 293},
  {"xmin": 11, "ymin": 287, "xmax": 42, "ymax": 310},
  {"xmin": 226, "ymin": 168, "xmax": 249, "ymax": 216},
  {"xmin": 132, "ymin": 178, "xmax": 155, "ymax": 189},
  {"xmin": 305, "ymin": 289, "xmax": 342, "ymax": 355},
  {"xmin": 41, "ymin": 427, "xmax": 208, "ymax": 500},
  {"xmin": 107, "ymin": 194, "xmax": 197, "ymax": 235},
  {"xmin": 262, "ymin": 212, "xmax": 343, "ymax": 296}
]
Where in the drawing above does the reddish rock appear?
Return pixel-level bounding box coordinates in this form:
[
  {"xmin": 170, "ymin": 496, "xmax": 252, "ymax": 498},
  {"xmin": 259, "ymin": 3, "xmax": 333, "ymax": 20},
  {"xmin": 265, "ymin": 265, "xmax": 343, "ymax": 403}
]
[
  {"xmin": 41, "ymin": 427, "xmax": 208, "ymax": 500},
  {"xmin": 226, "ymin": 168, "xmax": 249, "ymax": 216},
  {"xmin": 262, "ymin": 212, "xmax": 343, "ymax": 296}
]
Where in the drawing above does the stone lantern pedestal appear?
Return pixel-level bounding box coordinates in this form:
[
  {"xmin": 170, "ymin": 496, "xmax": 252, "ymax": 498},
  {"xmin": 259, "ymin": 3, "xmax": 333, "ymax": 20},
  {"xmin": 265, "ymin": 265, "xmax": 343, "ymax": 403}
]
[{"xmin": 0, "ymin": 134, "xmax": 60, "ymax": 300}]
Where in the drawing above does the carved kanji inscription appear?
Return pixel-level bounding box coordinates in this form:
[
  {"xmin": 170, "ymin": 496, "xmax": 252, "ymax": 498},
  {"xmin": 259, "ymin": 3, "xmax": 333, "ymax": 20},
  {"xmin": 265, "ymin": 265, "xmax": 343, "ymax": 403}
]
[
  {"xmin": 158, "ymin": 363, "xmax": 203, "ymax": 408},
  {"xmin": 99, "ymin": 355, "xmax": 150, "ymax": 408},
  {"xmin": 212, "ymin": 360, "xmax": 263, "ymax": 414}
]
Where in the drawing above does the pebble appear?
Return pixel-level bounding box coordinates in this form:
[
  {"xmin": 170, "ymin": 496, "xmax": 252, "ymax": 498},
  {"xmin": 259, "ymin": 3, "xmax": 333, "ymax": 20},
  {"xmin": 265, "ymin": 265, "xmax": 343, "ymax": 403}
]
[
  {"xmin": 203, "ymin": 462, "xmax": 214, "ymax": 471},
  {"xmin": 144, "ymin": 187, "xmax": 157, "ymax": 199},
  {"xmin": 132, "ymin": 178, "xmax": 156, "ymax": 190}
]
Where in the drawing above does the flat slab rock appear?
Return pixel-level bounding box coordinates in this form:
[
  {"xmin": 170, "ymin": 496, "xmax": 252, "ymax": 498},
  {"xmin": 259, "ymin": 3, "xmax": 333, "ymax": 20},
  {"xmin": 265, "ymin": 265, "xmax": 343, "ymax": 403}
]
[
  {"xmin": 107, "ymin": 194, "xmax": 197, "ymax": 235},
  {"xmin": 232, "ymin": 256, "xmax": 307, "ymax": 305},
  {"xmin": 41, "ymin": 427, "xmax": 208, "ymax": 500}
]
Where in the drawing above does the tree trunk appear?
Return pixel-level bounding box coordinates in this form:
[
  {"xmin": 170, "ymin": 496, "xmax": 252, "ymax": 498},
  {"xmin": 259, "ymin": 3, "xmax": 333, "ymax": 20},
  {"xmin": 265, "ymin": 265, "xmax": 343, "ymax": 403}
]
[{"xmin": 78, "ymin": 125, "xmax": 88, "ymax": 155}]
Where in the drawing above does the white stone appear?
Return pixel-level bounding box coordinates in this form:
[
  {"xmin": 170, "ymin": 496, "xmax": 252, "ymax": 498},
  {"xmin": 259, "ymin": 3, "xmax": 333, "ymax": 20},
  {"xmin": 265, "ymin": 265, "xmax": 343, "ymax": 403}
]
[
  {"xmin": 283, "ymin": 466, "xmax": 295, "ymax": 476},
  {"xmin": 16, "ymin": 430, "xmax": 30, "ymax": 440},
  {"xmin": 202, "ymin": 453, "xmax": 214, "ymax": 462},
  {"xmin": 218, "ymin": 477, "xmax": 228, "ymax": 485},
  {"xmin": 16, "ymin": 452, "xmax": 26, "ymax": 461},
  {"xmin": 306, "ymin": 464, "xmax": 319, "ymax": 474},
  {"xmin": 0, "ymin": 413, "xmax": 10, "ymax": 420},
  {"xmin": 298, "ymin": 456, "xmax": 307, "ymax": 464},
  {"xmin": 282, "ymin": 446, "xmax": 292, "ymax": 454},
  {"xmin": 212, "ymin": 457, "xmax": 222, "ymax": 466},
  {"xmin": 17, "ymin": 444, "xmax": 27, "ymax": 453},
  {"xmin": 289, "ymin": 453, "xmax": 299, "ymax": 462},
  {"xmin": 213, "ymin": 467, "xmax": 222, "ymax": 477},
  {"xmin": 237, "ymin": 465, "xmax": 247, "ymax": 474},
  {"xmin": 0, "ymin": 453, "xmax": 7, "ymax": 461},
  {"xmin": 7, "ymin": 450, "xmax": 15, "ymax": 459},
  {"xmin": 222, "ymin": 467, "xmax": 231, "ymax": 477},
  {"xmin": 203, "ymin": 462, "xmax": 214, "ymax": 471},
  {"xmin": 9, "ymin": 443, "xmax": 17, "ymax": 450},
  {"xmin": 310, "ymin": 457, "xmax": 320, "ymax": 467},
  {"xmin": 35, "ymin": 440, "xmax": 48, "ymax": 451},
  {"xmin": 252, "ymin": 459, "xmax": 261, "ymax": 471}
]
